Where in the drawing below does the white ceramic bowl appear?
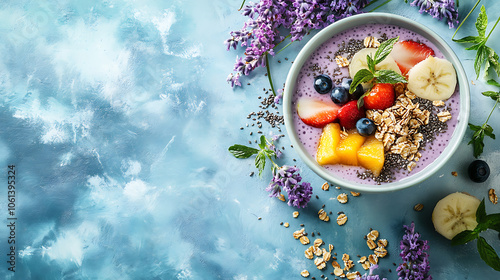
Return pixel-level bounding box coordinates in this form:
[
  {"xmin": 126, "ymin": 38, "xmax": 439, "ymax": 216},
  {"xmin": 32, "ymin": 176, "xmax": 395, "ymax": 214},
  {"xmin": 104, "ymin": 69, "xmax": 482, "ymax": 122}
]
[{"xmin": 283, "ymin": 13, "xmax": 470, "ymax": 193}]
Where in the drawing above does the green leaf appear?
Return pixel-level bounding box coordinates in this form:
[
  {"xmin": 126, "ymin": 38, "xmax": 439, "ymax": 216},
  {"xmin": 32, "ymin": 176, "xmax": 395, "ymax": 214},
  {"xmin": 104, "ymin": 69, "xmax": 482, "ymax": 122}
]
[
  {"xmin": 367, "ymin": 54, "xmax": 375, "ymax": 73},
  {"xmin": 258, "ymin": 135, "xmax": 266, "ymax": 150},
  {"xmin": 466, "ymin": 43, "xmax": 484, "ymax": 51},
  {"xmin": 475, "ymin": 44, "xmax": 488, "ymax": 78},
  {"xmin": 453, "ymin": 35, "xmax": 482, "ymax": 43},
  {"xmin": 483, "ymin": 124, "xmax": 496, "ymax": 139},
  {"xmin": 477, "ymin": 236, "xmax": 500, "ymax": 271},
  {"xmin": 487, "ymin": 79, "xmax": 500, "ymax": 87},
  {"xmin": 476, "ymin": 5, "xmax": 488, "ymax": 38},
  {"xmin": 468, "ymin": 123, "xmax": 485, "ymax": 158},
  {"xmin": 482, "ymin": 91, "xmax": 500, "ymax": 99},
  {"xmin": 477, "ymin": 199, "xmax": 487, "ymax": 224},
  {"xmin": 228, "ymin": 145, "xmax": 259, "ymax": 158},
  {"xmin": 356, "ymin": 87, "xmax": 372, "ymax": 109},
  {"xmin": 469, "ymin": 123, "xmax": 482, "ymax": 132},
  {"xmin": 350, "ymin": 69, "xmax": 374, "ymax": 94},
  {"xmin": 374, "ymin": 69, "xmax": 408, "ymax": 84},
  {"xmin": 374, "ymin": 37, "xmax": 399, "ymax": 65},
  {"xmin": 483, "ymin": 214, "xmax": 500, "ymax": 232},
  {"xmin": 451, "ymin": 230, "xmax": 478, "ymax": 246},
  {"xmin": 255, "ymin": 150, "xmax": 266, "ymax": 177}
]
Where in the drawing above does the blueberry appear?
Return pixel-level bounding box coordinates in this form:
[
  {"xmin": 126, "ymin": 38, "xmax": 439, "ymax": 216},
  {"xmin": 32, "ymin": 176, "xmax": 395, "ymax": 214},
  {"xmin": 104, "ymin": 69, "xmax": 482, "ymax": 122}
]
[
  {"xmin": 341, "ymin": 78, "xmax": 364, "ymax": 100},
  {"xmin": 330, "ymin": 86, "xmax": 349, "ymax": 105},
  {"xmin": 314, "ymin": 74, "xmax": 333, "ymax": 94},
  {"xmin": 356, "ymin": 118, "xmax": 376, "ymax": 136},
  {"xmin": 468, "ymin": 160, "xmax": 490, "ymax": 183}
]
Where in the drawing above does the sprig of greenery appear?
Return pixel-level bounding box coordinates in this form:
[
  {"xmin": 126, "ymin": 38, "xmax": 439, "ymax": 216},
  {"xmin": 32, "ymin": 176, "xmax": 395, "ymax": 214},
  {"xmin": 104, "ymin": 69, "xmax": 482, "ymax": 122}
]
[
  {"xmin": 349, "ymin": 37, "xmax": 407, "ymax": 108},
  {"xmin": 228, "ymin": 135, "xmax": 279, "ymax": 176},
  {"xmin": 453, "ymin": 5, "xmax": 500, "ymax": 78},
  {"xmin": 451, "ymin": 199, "xmax": 500, "ymax": 271},
  {"xmin": 468, "ymin": 80, "xmax": 499, "ymax": 157}
]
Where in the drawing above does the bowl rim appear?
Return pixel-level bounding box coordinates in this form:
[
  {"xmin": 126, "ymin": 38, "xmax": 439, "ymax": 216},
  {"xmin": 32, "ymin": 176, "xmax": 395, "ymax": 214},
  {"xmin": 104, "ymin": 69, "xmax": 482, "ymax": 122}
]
[{"xmin": 283, "ymin": 12, "xmax": 470, "ymax": 193}]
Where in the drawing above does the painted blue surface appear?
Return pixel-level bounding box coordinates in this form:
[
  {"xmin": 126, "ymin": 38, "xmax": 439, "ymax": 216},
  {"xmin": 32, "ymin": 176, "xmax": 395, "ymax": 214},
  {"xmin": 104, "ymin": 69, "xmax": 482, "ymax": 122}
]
[{"xmin": 0, "ymin": 1, "xmax": 499, "ymax": 279}]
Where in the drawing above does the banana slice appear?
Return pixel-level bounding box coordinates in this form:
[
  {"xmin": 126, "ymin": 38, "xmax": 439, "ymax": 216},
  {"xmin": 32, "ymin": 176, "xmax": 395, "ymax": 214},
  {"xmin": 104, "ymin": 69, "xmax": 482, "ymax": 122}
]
[
  {"xmin": 349, "ymin": 48, "xmax": 402, "ymax": 89},
  {"xmin": 407, "ymin": 56, "xmax": 457, "ymax": 101},
  {"xmin": 432, "ymin": 192, "xmax": 480, "ymax": 240}
]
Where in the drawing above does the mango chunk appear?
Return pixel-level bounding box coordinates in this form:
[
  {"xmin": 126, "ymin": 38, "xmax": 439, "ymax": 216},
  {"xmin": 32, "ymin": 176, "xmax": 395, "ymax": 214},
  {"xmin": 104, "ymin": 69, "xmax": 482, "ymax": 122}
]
[
  {"xmin": 357, "ymin": 135, "xmax": 385, "ymax": 177},
  {"xmin": 337, "ymin": 131, "xmax": 366, "ymax": 166},
  {"xmin": 316, "ymin": 123, "xmax": 341, "ymax": 165}
]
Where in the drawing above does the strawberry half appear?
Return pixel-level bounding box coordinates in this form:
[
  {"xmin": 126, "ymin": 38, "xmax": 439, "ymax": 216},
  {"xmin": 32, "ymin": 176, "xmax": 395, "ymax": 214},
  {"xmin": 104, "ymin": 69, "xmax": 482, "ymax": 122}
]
[
  {"xmin": 337, "ymin": 100, "xmax": 365, "ymax": 130},
  {"xmin": 363, "ymin": 83, "xmax": 395, "ymax": 110},
  {"xmin": 297, "ymin": 98, "xmax": 340, "ymax": 128},
  {"xmin": 392, "ymin": 40, "xmax": 435, "ymax": 76}
]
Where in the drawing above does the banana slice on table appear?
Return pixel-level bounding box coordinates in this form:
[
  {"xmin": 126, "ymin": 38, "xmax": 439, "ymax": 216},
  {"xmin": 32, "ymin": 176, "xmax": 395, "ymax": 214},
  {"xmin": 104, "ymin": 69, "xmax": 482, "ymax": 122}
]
[
  {"xmin": 349, "ymin": 48, "xmax": 402, "ymax": 89},
  {"xmin": 407, "ymin": 56, "xmax": 457, "ymax": 101},
  {"xmin": 432, "ymin": 192, "xmax": 480, "ymax": 240}
]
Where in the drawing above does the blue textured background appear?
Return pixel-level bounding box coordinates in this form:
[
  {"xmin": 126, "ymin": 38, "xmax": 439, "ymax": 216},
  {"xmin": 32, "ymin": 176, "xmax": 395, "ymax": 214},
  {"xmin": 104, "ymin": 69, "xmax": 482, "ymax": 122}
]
[{"xmin": 0, "ymin": 1, "xmax": 499, "ymax": 279}]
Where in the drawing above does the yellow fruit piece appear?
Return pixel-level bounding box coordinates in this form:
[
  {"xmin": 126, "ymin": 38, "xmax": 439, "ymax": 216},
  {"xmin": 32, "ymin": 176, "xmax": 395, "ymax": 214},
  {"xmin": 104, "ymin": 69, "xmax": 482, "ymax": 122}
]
[
  {"xmin": 337, "ymin": 131, "xmax": 365, "ymax": 166},
  {"xmin": 357, "ymin": 136, "xmax": 385, "ymax": 177},
  {"xmin": 316, "ymin": 123, "xmax": 341, "ymax": 165}
]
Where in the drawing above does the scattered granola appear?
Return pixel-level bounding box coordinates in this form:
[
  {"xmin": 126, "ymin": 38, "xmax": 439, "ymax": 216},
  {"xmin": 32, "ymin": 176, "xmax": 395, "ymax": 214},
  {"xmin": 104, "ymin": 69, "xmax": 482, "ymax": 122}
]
[
  {"xmin": 314, "ymin": 257, "xmax": 327, "ymax": 270},
  {"xmin": 335, "ymin": 55, "xmax": 350, "ymax": 67},
  {"xmin": 294, "ymin": 228, "xmax": 306, "ymax": 239},
  {"xmin": 350, "ymin": 191, "xmax": 361, "ymax": 197},
  {"xmin": 301, "ymin": 270, "xmax": 310, "ymax": 278},
  {"xmin": 337, "ymin": 193, "xmax": 348, "ymax": 204},
  {"xmin": 300, "ymin": 236, "xmax": 311, "ymax": 245},
  {"xmin": 284, "ymin": 222, "xmax": 290, "ymax": 228},
  {"xmin": 318, "ymin": 209, "xmax": 330, "ymax": 222},
  {"xmin": 366, "ymin": 230, "xmax": 379, "ymax": 241},
  {"xmin": 336, "ymin": 213, "xmax": 348, "ymax": 226},
  {"xmin": 489, "ymin": 188, "xmax": 498, "ymax": 204},
  {"xmin": 293, "ymin": 211, "xmax": 300, "ymax": 218},
  {"xmin": 414, "ymin": 203, "xmax": 424, "ymax": 212},
  {"xmin": 314, "ymin": 238, "xmax": 324, "ymax": 247},
  {"xmin": 437, "ymin": 110, "xmax": 452, "ymax": 122},
  {"xmin": 451, "ymin": 171, "xmax": 458, "ymax": 177},
  {"xmin": 305, "ymin": 246, "xmax": 315, "ymax": 259},
  {"xmin": 363, "ymin": 36, "xmax": 380, "ymax": 48},
  {"xmin": 321, "ymin": 182, "xmax": 330, "ymax": 191}
]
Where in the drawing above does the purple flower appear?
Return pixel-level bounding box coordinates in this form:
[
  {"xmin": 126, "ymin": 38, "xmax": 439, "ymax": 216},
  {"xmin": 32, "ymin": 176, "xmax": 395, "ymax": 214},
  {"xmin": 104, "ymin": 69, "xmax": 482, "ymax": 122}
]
[
  {"xmin": 355, "ymin": 264, "xmax": 387, "ymax": 280},
  {"xmin": 225, "ymin": 0, "xmax": 371, "ymax": 87},
  {"xmin": 266, "ymin": 165, "xmax": 312, "ymax": 208},
  {"xmin": 286, "ymin": 181, "xmax": 312, "ymax": 208},
  {"xmin": 408, "ymin": 0, "xmax": 458, "ymax": 28},
  {"xmin": 397, "ymin": 222, "xmax": 432, "ymax": 280}
]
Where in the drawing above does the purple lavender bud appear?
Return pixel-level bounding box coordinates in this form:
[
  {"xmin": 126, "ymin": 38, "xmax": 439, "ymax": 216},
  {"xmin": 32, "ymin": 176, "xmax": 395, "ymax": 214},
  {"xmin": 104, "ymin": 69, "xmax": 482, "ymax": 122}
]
[{"xmin": 397, "ymin": 222, "xmax": 432, "ymax": 280}]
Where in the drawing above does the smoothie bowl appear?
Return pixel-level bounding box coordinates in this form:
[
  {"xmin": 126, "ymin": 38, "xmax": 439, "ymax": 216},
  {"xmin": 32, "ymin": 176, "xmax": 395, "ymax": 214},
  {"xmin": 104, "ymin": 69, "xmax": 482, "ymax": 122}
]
[{"xmin": 283, "ymin": 13, "xmax": 469, "ymax": 193}]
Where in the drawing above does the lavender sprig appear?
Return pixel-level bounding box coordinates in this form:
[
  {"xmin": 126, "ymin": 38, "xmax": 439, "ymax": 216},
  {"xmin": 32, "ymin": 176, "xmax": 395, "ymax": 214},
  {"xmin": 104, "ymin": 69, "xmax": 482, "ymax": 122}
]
[
  {"xmin": 405, "ymin": 0, "xmax": 459, "ymax": 28},
  {"xmin": 397, "ymin": 222, "xmax": 432, "ymax": 280},
  {"xmin": 225, "ymin": 0, "xmax": 372, "ymax": 88},
  {"xmin": 229, "ymin": 135, "xmax": 312, "ymax": 208},
  {"xmin": 355, "ymin": 264, "xmax": 388, "ymax": 280}
]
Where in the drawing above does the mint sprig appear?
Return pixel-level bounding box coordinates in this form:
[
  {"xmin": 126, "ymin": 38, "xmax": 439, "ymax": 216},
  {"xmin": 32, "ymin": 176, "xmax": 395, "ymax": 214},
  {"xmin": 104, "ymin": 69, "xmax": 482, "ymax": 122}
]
[
  {"xmin": 468, "ymin": 80, "xmax": 499, "ymax": 157},
  {"xmin": 349, "ymin": 36, "xmax": 407, "ymax": 108},
  {"xmin": 451, "ymin": 199, "xmax": 500, "ymax": 271},
  {"xmin": 453, "ymin": 4, "xmax": 500, "ymax": 78},
  {"xmin": 228, "ymin": 135, "xmax": 279, "ymax": 176}
]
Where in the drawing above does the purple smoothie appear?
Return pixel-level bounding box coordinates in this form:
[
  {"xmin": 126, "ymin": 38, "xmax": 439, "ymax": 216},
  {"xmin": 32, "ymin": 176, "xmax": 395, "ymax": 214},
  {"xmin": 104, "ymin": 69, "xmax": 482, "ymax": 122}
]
[{"xmin": 292, "ymin": 23, "xmax": 460, "ymax": 185}]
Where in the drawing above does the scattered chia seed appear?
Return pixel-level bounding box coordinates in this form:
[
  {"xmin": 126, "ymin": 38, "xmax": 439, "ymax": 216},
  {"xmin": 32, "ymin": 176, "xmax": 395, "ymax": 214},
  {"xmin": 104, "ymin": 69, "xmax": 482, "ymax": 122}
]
[{"xmin": 249, "ymin": 172, "xmax": 254, "ymax": 177}]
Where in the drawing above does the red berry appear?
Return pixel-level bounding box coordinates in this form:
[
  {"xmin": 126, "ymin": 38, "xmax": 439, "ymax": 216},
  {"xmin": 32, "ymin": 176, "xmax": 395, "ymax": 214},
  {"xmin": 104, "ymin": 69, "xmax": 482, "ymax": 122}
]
[
  {"xmin": 392, "ymin": 40, "xmax": 435, "ymax": 75},
  {"xmin": 337, "ymin": 100, "xmax": 365, "ymax": 129},
  {"xmin": 297, "ymin": 98, "xmax": 341, "ymax": 128},
  {"xmin": 363, "ymin": 83, "xmax": 395, "ymax": 110}
]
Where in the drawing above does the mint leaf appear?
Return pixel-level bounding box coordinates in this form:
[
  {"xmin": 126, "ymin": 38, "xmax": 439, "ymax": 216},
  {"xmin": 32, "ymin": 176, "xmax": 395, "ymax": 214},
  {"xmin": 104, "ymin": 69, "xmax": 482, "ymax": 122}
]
[
  {"xmin": 476, "ymin": 5, "xmax": 488, "ymax": 37},
  {"xmin": 374, "ymin": 37, "xmax": 399, "ymax": 65},
  {"xmin": 483, "ymin": 124, "xmax": 495, "ymax": 139},
  {"xmin": 453, "ymin": 35, "xmax": 482, "ymax": 43},
  {"xmin": 229, "ymin": 145, "xmax": 259, "ymax": 158},
  {"xmin": 451, "ymin": 230, "xmax": 478, "ymax": 246},
  {"xmin": 486, "ymin": 47, "xmax": 500, "ymax": 77},
  {"xmin": 255, "ymin": 150, "xmax": 266, "ymax": 176},
  {"xmin": 477, "ymin": 199, "xmax": 487, "ymax": 224},
  {"xmin": 367, "ymin": 54, "xmax": 375, "ymax": 73},
  {"xmin": 350, "ymin": 69, "xmax": 373, "ymax": 94},
  {"xmin": 374, "ymin": 69, "xmax": 408, "ymax": 84},
  {"xmin": 487, "ymin": 79, "xmax": 500, "ymax": 87},
  {"xmin": 468, "ymin": 123, "xmax": 485, "ymax": 158},
  {"xmin": 482, "ymin": 91, "xmax": 500, "ymax": 99},
  {"xmin": 475, "ymin": 44, "xmax": 488, "ymax": 78},
  {"xmin": 258, "ymin": 135, "xmax": 266, "ymax": 150},
  {"xmin": 483, "ymin": 213, "xmax": 500, "ymax": 232},
  {"xmin": 477, "ymin": 236, "xmax": 500, "ymax": 271}
]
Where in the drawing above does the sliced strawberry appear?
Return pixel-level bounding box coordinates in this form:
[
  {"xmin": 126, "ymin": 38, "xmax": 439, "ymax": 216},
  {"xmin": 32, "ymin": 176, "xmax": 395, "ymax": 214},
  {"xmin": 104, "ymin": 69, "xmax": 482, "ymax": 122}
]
[
  {"xmin": 363, "ymin": 83, "xmax": 395, "ymax": 110},
  {"xmin": 337, "ymin": 100, "xmax": 365, "ymax": 130},
  {"xmin": 297, "ymin": 98, "xmax": 340, "ymax": 128},
  {"xmin": 392, "ymin": 40, "xmax": 435, "ymax": 75}
]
